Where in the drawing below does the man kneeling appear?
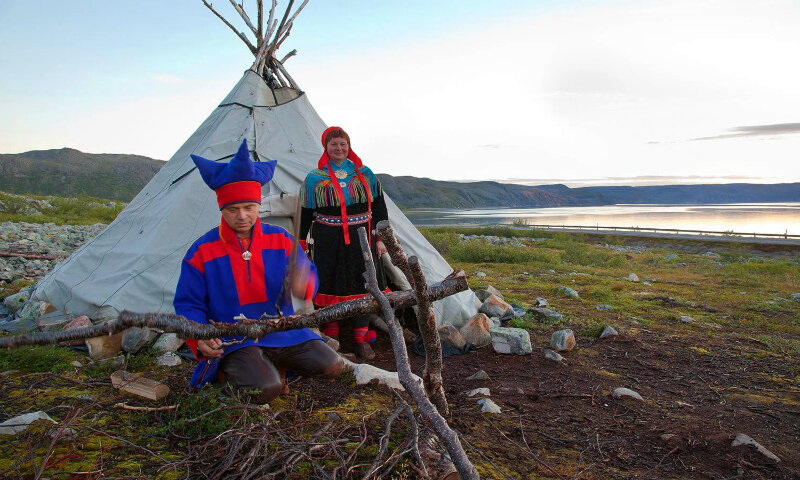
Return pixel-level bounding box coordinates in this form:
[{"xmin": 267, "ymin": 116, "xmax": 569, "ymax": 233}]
[{"xmin": 174, "ymin": 140, "xmax": 343, "ymax": 403}]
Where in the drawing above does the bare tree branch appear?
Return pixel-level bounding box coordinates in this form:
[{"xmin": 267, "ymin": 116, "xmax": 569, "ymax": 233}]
[
  {"xmin": 356, "ymin": 227, "xmax": 479, "ymax": 480},
  {"xmin": 0, "ymin": 274, "xmax": 467, "ymax": 349},
  {"xmin": 202, "ymin": 0, "xmax": 258, "ymax": 54},
  {"xmin": 257, "ymin": 0, "xmax": 264, "ymax": 39},
  {"xmin": 280, "ymin": 49, "xmax": 297, "ymax": 64},
  {"xmin": 228, "ymin": 0, "xmax": 259, "ymax": 37}
]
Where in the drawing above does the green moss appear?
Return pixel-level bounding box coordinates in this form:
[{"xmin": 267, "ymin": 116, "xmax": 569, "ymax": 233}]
[{"xmin": 0, "ymin": 345, "xmax": 80, "ymax": 373}]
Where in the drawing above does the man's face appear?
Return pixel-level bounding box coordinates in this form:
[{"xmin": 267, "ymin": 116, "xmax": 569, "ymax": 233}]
[{"xmin": 221, "ymin": 202, "xmax": 259, "ymax": 236}]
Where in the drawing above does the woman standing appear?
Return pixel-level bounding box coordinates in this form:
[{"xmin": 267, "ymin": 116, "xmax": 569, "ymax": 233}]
[{"xmin": 299, "ymin": 126, "xmax": 388, "ymax": 360}]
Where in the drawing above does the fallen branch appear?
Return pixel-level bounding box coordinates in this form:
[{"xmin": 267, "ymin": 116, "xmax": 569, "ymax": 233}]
[
  {"xmin": 0, "ymin": 250, "xmax": 55, "ymax": 260},
  {"xmin": 113, "ymin": 403, "xmax": 178, "ymax": 412},
  {"xmin": 0, "ymin": 271, "xmax": 467, "ymax": 349},
  {"xmin": 376, "ymin": 220, "xmax": 448, "ymax": 416},
  {"xmin": 356, "ymin": 227, "xmax": 478, "ymax": 479}
]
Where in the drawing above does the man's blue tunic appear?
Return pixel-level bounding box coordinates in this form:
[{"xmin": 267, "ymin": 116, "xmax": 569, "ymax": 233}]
[{"xmin": 174, "ymin": 218, "xmax": 320, "ymax": 387}]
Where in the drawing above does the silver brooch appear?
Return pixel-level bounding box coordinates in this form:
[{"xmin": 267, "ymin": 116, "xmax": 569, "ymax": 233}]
[
  {"xmin": 334, "ymin": 169, "xmax": 348, "ymax": 179},
  {"xmin": 242, "ymin": 251, "xmax": 252, "ymax": 261}
]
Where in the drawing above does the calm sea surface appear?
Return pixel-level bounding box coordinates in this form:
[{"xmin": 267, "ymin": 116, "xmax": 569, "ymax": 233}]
[{"xmin": 401, "ymin": 203, "xmax": 800, "ymax": 236}]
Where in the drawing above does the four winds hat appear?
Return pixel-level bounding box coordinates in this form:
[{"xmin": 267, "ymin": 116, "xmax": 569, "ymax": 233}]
[{"xmin": 191, "ymin": 139, "xmax": 277, "ymax": 209}]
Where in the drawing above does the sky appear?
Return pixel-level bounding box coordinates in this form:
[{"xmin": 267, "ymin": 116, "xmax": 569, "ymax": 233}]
[{"xmin": 1, "ymin": 0, "xmax": 799, "ymax": 186}]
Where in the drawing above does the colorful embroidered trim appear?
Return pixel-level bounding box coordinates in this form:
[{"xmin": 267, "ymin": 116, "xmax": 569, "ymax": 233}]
[{"xmin": 314, "ymin": 212, "xmax": 371, "ymax": 226}]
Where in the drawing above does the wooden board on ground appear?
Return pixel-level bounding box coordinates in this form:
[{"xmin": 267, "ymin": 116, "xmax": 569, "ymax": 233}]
[{"xmin": 110, "ymin": 370, "xmax": 170, "ymax": 401}]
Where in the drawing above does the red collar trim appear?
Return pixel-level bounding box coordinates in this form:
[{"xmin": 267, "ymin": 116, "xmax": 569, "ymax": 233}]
[{"xmin": 219, "ymin": 217, "xmax": 262, "ymax": 245}]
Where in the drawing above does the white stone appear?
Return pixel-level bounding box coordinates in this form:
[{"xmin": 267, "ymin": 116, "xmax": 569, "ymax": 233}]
[
  {"xmin": 155, "ymin": 352, "xmax": 182, "ymax": 367},
  {"xmin": 626, "ymin": 273, "xmax": 640, "ymax": 282},
  {"xmin": 731, "ymin": 433, "xmax": 780, "ymax": 462},
  {"xmin": 466, "ymin": 370, "xmax": 489, "ymax": 381},
  {"xmin": 152, "ymin": 333, "xmax": 184, "ymax": 353},
  {"xmin": 0, "ymin": 411, "xmax": 56, "ymax": 435},
  {"xmin": 70, "ymin": 361, "xmax": 83, "ymax": 368},
  {"xmin": 612, "ymin": 387, "xmax": 644, "ymax": 401},
  {"xmin": 680, "ymin": 315, "xmax": 694, "ymax": 324},
  {"xmin": 599, "ymin": 326, "xmax": 619, "ymax": 338},
  {"xmin": 352, "ymin": 363, "xmax": 422, "ymax": 391},
  {"xmin": 490, "ymin": 327, "xmax": 532, "ymax": 355},
  {"xmin": 465, "ymin": 387, "xmax": 490, "ymax": 397},
  {"xmin": 543, "ymin": 349, "xmax": 563, "ymax": 363},
  {"xmin": 475, "ymin": 271, "xmax": 486, "ymax": 278},
  {"xmin": 477, "ymin": 398, "xmax": 502, "ymax": 414},
  {"xmin": 550, "ymin": 329, "xmax": 576, "ymax": 351}
]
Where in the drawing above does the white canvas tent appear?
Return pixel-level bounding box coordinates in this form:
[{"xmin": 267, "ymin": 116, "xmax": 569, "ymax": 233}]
[{"xmin": 33, "ymin": 3, "xmax": 477, "ymax": 328}]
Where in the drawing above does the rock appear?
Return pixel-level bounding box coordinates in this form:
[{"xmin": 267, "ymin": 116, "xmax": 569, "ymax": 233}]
[
  {"xmin": 86, "ymin": 332, "xmax": 123, "ymax": 360},
  {"xmin": 546, "ymin": 269, "xmax": 556, "ymax": 274},
  {"xmin": 155, "ymin": 352, "xmax": 182, "ymax": 367},
  {"xmin": 612, "ymin": 387, "xmax": 643, "ymax": 401},
  {"xmin": 402, "ymin": 328, "xmax": 417, "ymax": 344},
  {"xmin": 550, "ymin": 329, "xmax": 576, "ymax": 351},
  {"xmin": 534, "ymin": 297, "xmax": 548, "ymax": 307},
  {"xmin": 352, "ymin": 363, "xmax": 423, "ymax": 391},
  {"xmin": 488, "ymin": 317, "xmax": 501, "ymax": 328},
  {"xmin": 679, "ymin": 315, "xmax": 694, "ymax": 324},
  {"xmin": 325, "ymin": 412, "xmax": 341, "ymax": 421},
  {"xmin": 556, "ymin": 286, "xmax": 579, "ymax": 299},
  {"xmin": 475, "ymin": 271, "xmax": 486, "ymax": 278},
  {"xmin": 703, "ymin": 251, "xmax": 721, "ymax": 259},
  {"xmin": 48, "ymin": 427, "xmax": 78, "ymax": 442},
  {"xmin": 665, "ymin": 254, "xmax": 678, "ymax": 260},
  {"xmin": 660, "ymin": 433, "xmax": 677, "ymax": 441},
  {"xmin": 63, "ymin": 315, "xmax": 92, "ymax": 346},
  {"xmin": 121, "ymin": 327, "xmax": 158, "ymax": 354},
  {"xmin": 642, "ymin": 281, "xmax": 651, "ymax": 286},
  {"xmin": 438, "ymin": 324, "xmax": 467, "ymax": 350},
  {"xmin": 731, "ymin": 433, "xmax": 780, "ymax": 462},
  {"xmin": 466, "ymin": 370, "xmax": 490, "ymax": 381},
  {"xmin": 465, "ymin": 387, "xmax": 490, "ymax": 397},
  {"xmin": 477, "ymin": 398, "xmax": 502, "ymax": 414},
  {"xmin": 528, "ymin": 307, "xmax": 563, "ymax": 323},
  {"xmin": 90, "ymin": 305, "xmax": 120, "ymax": 324},
  {"xmin": 152, "ymin": 333, "xmax": 184, "ymax": 353},
  {"xmin": 599, "ymin": 326, "xmax": 618, "ymax": 338},
  {"xmin": 596, "ymin": 304, "xmax": 614, "ymax": 311},
  {"xmin": 459, "ymin": 313, "xmax": 492, "ymax": 348},
  {"xmin": 490, "ymin": 327, "xmax": 532, "ymax": 355},
  {"xmin": 70, "ymin": 360, "xmax": 83, "ymax": 368},
  {"xmin": 479, "ymin": 294, "xmax": 514, "ymax": 318},
  {"xmin": 2, "ymin": 290, "xmax": 30, "ymax": 314},
  {"xmin": 791, "ymin": 293, "xmax": 800, "ymax": 303},
  {"xmin": 97, "ymin": 355, "xmax": 125, "ymax": 370},
  {"xmin": 16, "ymin": 300, "xmax": 46, "ymax": 325},
  {"xmin": 626, "ymin": 273, "xmax": 640, "ymax": 282},
  {"xmin": 485, "ymin": 285, "xmax": 504, "ymax": 301},
  {"xmin": 543, "ymin": 349, "xmax": 563, "ymax": 363},
  {"xmin": 0, "ymin": 411, "xmax": 56, "ymax": 435}
]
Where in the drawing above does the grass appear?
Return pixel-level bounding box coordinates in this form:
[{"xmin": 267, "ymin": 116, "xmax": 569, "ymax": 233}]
[
  {"xmin": 0, "ymin": 190, "xmax": 122, "ymax": 225},
  {"xmin": 0, "ymin": 345, "xmax": 81, "ymax": 373}
]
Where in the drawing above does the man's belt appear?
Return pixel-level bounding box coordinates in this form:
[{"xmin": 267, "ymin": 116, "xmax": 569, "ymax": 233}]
[{"xmin": 314, "ymin": 212, "xmax": 371, "ymax": 226}]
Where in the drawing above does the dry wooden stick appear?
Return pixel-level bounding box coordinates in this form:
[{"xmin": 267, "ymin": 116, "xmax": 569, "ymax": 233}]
[
  {"xmin": 377, "ymin": 221, "xmax": 448, "ymax": 415},
  {"xmin": 113, "ymin": 403, "xmax": 178, "ymax": 412},
  {"xmin": 0, "ymin": 250, "xmax": 56, "ymax": 260},
  {"xmin": 228, "ymin": 0, "xmax": 258, "ymax": 37},
  {"xmin": 356, "ymin": 227, "xmax": 478, "ymax": 480},
  {"xmin": 0, "ymin": 274, "xmax": 467, "ymax": 349},
  {"xmin": 257, "ymin": 0, "xmax": 264, "ymax": 38},
  {"xmin": 202, "ymin": 0, "xmax": 257, "ymax": 54}
]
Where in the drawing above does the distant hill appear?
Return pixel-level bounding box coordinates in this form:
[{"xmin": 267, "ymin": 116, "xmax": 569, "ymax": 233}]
[
  {"xmin": 0, "ymin": 148, "xmax": 165, "ymax": 201},
  {"xmin": 379, "ymin": 174, "xmax": 800, "ymax": 208},
  {"xmin": 2, "ymin": 148, "xmax": 798, "ymax": 207}
]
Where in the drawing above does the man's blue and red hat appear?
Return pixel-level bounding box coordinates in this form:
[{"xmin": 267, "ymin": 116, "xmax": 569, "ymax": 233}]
[{"xmin": 191, "ymin": 139, "xmax": 277, "ymax": 210}]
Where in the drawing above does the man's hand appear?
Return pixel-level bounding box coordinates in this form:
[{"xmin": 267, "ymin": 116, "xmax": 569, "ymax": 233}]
[
  {"xmin": 376, "ymin": 239, "xmax": 387, "ymax": 258},
  {"xmin": 197, "ymin": 338, "xmax": 223, "ymax": 358},
  {"xmin": 290, "ymin": 262, "xmax": 312, "ymax": 299}
]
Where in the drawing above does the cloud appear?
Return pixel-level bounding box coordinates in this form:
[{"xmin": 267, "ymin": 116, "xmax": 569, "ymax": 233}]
[
  {"xmin": 480, "ymin": 144, "xmax": 501, "ymax": 149},
  {"xmin": 691, "ymin": 123, "xmax": 800, "ymax": 141}
]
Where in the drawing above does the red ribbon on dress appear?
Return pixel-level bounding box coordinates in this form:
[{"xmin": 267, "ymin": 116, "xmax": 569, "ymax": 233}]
[{"xmin": 317, "ymin": 126, "xmax": 373, "ymax": 245}]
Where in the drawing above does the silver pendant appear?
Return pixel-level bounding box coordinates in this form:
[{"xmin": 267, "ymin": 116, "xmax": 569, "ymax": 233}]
[
  {"xmin": 242, "ymin": 251, "xmax": 252, "ymax": 261},
  {"xmin": 335, "ymin": 169, "xmax": 348, "ymax": 179}
]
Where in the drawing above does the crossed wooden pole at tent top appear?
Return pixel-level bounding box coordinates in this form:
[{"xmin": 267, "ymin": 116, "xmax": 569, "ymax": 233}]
[
  {"xmin": 202, "ymin": 0, "xmax": 307, "ymax": 90},
  {"xmin": 0, "ymin": 221, "xmax": 480, "ymax": 479}
]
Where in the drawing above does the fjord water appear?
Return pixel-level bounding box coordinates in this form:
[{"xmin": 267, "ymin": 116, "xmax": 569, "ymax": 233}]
[{"xmin": 402, "ymin": 203, "xmax": 800, "ymax": 235}]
